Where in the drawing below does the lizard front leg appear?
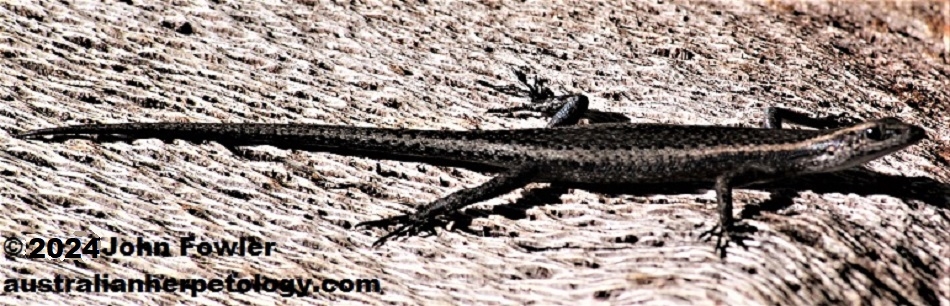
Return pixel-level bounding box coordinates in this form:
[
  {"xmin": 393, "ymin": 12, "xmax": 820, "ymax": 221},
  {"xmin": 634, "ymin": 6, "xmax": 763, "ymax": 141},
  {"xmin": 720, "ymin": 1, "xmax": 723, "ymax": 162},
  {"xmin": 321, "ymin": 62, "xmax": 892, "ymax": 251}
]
[
  {"xmin": 700, "ymin": 164, "xmax": 784, "ymax": 258},
  {"xmin": 697, "ymin": 108, "xmax": 857, "ymax": 257}
]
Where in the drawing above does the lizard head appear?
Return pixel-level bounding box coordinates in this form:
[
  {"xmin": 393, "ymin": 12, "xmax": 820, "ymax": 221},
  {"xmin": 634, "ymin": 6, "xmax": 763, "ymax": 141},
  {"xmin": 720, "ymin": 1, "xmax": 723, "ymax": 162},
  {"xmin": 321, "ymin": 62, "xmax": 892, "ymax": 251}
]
[{"xmin": 805, "ymin": 117, "xmax": 926, "ymax": 173}]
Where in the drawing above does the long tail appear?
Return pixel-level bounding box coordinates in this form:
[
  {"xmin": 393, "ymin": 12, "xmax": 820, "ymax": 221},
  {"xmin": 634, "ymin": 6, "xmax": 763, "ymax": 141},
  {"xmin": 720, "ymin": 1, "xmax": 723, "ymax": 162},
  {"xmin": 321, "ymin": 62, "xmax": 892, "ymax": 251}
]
[
  {"xmin": 16, "ymin": 123, "xmax": 506, "ymax": 171},
  {"xmin": 18, "ymin": 122, "xmax": 420, "ymax": 146}
]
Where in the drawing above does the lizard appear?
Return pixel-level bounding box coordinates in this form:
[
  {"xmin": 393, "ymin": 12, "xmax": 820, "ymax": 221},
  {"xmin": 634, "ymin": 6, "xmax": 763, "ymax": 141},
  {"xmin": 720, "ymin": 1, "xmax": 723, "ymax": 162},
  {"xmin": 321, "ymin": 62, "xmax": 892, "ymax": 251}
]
[{"xmin": 14, "ymin": 74, "xmax": 927, "ymax": 257}]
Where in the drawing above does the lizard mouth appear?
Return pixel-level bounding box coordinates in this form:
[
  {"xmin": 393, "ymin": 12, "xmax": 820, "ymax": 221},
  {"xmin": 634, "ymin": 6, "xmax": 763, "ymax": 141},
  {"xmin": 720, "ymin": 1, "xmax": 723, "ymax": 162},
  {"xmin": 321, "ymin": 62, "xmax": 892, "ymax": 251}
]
[{"xmin": 908, "ymin": 125, "xmax": 927, "ymax": 143}]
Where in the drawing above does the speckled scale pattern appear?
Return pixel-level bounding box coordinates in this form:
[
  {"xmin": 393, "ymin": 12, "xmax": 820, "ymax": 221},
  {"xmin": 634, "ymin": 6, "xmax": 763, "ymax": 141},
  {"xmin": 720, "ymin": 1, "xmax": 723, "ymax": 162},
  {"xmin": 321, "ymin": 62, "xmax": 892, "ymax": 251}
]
[
  {"xmin": 19, "ymin": 122, "xmax": 824, "ymax": 167},
  {"xmin": 16, "ymin": 121, "xmax": 885, "ymax": 185},
  {"xmin": 20, "ymin": 117, "xmax": 927, "ymax": 190}
]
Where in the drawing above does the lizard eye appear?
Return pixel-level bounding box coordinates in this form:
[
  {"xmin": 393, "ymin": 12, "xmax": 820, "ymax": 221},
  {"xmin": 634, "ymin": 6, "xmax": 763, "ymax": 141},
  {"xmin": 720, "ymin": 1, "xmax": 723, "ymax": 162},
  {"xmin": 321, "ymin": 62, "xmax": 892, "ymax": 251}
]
[{"xmin": 864, "ymin": 127, "xmax": 886, "ymax": 141}]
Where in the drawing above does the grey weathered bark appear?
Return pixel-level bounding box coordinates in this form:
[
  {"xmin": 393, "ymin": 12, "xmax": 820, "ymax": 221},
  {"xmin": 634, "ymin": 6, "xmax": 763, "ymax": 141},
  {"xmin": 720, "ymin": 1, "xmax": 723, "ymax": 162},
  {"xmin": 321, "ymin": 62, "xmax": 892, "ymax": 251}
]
[{"xmin": 1, "ymin": 0, "xmax": 947, "ymax": 304}]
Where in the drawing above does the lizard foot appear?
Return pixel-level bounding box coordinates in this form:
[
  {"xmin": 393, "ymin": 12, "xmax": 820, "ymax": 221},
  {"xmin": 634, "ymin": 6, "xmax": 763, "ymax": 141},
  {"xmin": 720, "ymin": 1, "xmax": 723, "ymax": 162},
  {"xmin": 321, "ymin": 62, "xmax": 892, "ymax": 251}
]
[
  {"xmin": 354, "ymin": 214, "xmax": 440, "ymax": 248},
  {"xmin": 698, "ymin": 223, "xmax": 755, "ymax": 258},
  {"xmin": 477, "ymin": 68, "xmax": 555, "ymax": 101}
]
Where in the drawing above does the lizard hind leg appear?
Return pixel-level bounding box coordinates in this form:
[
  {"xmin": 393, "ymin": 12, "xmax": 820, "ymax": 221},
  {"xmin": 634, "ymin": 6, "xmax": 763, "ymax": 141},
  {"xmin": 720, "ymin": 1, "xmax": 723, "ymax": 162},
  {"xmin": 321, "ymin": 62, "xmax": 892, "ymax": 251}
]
[
  {"xmin": 354, "ymin": 166, "xmax": 539, "ymax": 247},
  {"xmin": 480, "ymin": 68, "xmax": 590, "ymax": 127},
  {"xmin": 544, "ymin": 95, "xmax": 590, "ymax": 128}
]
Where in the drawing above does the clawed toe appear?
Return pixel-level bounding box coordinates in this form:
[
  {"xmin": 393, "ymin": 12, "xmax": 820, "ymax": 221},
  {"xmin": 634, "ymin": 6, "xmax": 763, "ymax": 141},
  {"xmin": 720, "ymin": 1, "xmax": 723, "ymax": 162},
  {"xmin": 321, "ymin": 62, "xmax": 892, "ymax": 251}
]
[
  {"xmin": 354, "ymin": 214, "xmax": 411, "ymax": 229},
  {"xmin": 356, "ymin": 214, "xmax": 438, "ymax": 247},
  {"xmin": 698, "ymin": 224, "xmax": 721, "ymax": 242},
  {"xmin": 370, "ymin": 223, "xmax": 414, "ymax": 247}
]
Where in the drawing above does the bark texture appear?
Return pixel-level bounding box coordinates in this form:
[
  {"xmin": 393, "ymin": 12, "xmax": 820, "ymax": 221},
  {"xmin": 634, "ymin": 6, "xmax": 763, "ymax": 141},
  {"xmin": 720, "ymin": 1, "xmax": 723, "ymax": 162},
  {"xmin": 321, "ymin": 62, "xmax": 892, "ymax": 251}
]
[{"xmin": 1, "ymin": 1, "xmax": 948, "ymax": 305}]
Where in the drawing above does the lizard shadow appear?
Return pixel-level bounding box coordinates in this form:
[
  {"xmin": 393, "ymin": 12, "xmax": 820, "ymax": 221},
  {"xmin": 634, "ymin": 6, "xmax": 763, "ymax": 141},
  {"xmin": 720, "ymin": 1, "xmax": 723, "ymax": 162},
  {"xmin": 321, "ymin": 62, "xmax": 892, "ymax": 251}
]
[{"xmin": 445, "ymin": 168, "xmax": 949, "ymax": 239}]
